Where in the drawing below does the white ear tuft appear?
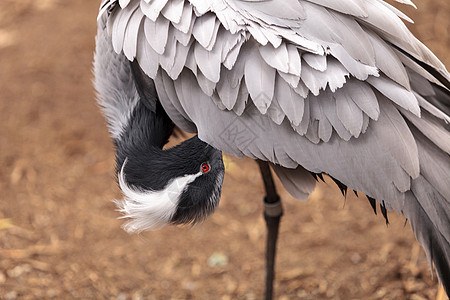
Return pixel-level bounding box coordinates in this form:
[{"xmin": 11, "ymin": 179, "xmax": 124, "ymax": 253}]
[{"xmin": 115, "ymin": 159, "xmax": 201, "ymax": 232}]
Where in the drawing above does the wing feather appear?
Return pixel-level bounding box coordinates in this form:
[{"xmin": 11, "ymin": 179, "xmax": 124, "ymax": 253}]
[
  {"xmin": 274, "ymin": 75, "xmax": 305, "ymax": 126},
  {"xmin": 112, "ymin": 1, "xmax": 140, "ymax": 54},
  {"xmin": 154, "ymin": 70, "xmax": 196, "ymax": 133},
  {"xmin": 319, "ymin": 91, "xmax": 352, "ymax": 141},
  {"xmin": 278, "ymin": 71, "xmax": 301, "ymax": 89},
  {"xmin": 232, "ymin": 81, "xmax": 249, "ymax": 116},
  {"xmin": 304, "ymin": 119, "xmax": 320, "ymax": 144},
  {"xmin": 367, "ymin": 75, "xmax": 420, "ymax": 116},
  {"xmin": 304, "ymin": 0, "xmax": 368, "ymax": 18},
  {"xmin": 271, "ymin": 164, "xmax": 317, "ymax": 201},
  {"xmin": 413, "ymin": 92, "xmax": 450, "ymax": 124},
  {"xmin": 365, "ymin": 29, "xmax": 410, "ymax": 89},
  {"xmin": 194, "ymin": 38, "xmax": 221, "ymax": 83},
  {"xmin": 143, "ymin": 16, "xmax": 169, "ymax": 55},
  {"xmin": 361, "ymin": 0, "xmax": 448, "ymax": 78},
  {"xmin": 123, "ymin": 8, "xmax": 144, "ymax": 61},
  {"xmin": 158, "ymin": 28, "xmax": 178, "ymax": 74},
  {"xmin": 311, "ymin": 94, "xmax": 333, "ymax": 142},
  {"xmin": 410, "ymin": 176, "xmax": 450, "ymax": 250},
  {"xmin": 159, "ymin": 68, "xmax": 192, "ymax": 122},
  {"xmin": 402, "ymin": 190, "xmax": 450, "ymax": 292},
  {"xmin": 223, "ymin": 36, "xmax": 245, "ymax": 70},
  {"xmin": 375, "ymin": 0, "xmax": 413, "ymax": 23},
  {"xmin": 102, "ymin": 0, "xmax": 450, "ymax": 292},
  {"xmin": 300, "ymin": 62, "xmax": 327, "ymax": 96},
  {"xmin": 258, "ymin": 43, "xmax": 289, "ymax": 74},
  {"xmin": 400, "ymin": 109, "xmax": 450, "ymax": 154},
  {"xmin": 335, "ymin": 88, "xmax": 364, "ymax": 138},
  {"xmin": 173, "ymin": 21, "xmax": 193, "ymax": 46},
  {"xmin": 294, "ymin": 95, "xmax": 310, "ymax": 135},
  {"xmin": 192, "ymin": 13, "xmax": 217, "ymax": 49},
  {"xmin": 325, "ymin": 57, "xmax": 349, "ymax": 92},
  {"xmin": 244, "ymin": 45, "xmax": 276, "ymax": 114},
  {"xmin": 172, "ymin": 2, "xmax": 192, "ymax": 33},
  {"xmin": 371, "ymin": 95, "xmax": 420, "ymax": 178},
  {"xmin": 408, "ymin": 70, "xmax": 435, "ymax": 97},
  {"xmin": 328, "ymin": 9, "xmax": 375, "ymax": 66},
  {"xmin": 328, "ymin": 44, "xmax": 379, "ymax": 81},
  {"xmin": 294, "ymin": 80, "xmax": 310, "ymax": 98},
  {"xmin": 302, "ymin": 53, "xmax": 327, "ymax": 72},
  {"xmin": 362, "ymin": 112, "xmax": 370, "ymax": 133},
  {"xmin": 343, "ymin": 78, "xmax": 379, "ymax": 120},
  {"xmin": 286, "ymin": 44, "xmax": 302, "ymax": 76},
  {"xmin": 140, "ymin": 0, "xmax": 169, "ymax": 22},
  {"xmin": 216, "ymin": 68, "xmax": 241, "ymax": 110},
  {"xmin": 412, "ymin": 126, "xmax": 450, "ymax": 201},
  {"xmin": 196, "ymin": 70, "xmax": 216, "ymax": 97},
  {"xmin": 166, "ymin": 40, "xmax": 191, "ymax": 80},
  {"xmin": 266, "ymin": 96, "xmax": 285, "ymax": 125},
  {"xmin": 119, "ymin": 0, "xmax": 131, "ymax": 8},
  {"xmin": 161, "ymin": 0, "xmax": 184, "ymax": 24},
  {"xmin": 136, "ymin": 23, "xmax": 159, "ymax": 78}
]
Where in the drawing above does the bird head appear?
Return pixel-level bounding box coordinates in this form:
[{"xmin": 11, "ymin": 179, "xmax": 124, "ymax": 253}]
[{"xmin": 115, "ymin": 136, "xmax": 225, "ymax": 233}]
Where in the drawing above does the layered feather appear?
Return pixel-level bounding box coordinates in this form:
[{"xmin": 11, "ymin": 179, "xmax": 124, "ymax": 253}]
[{"xmin": 97, "ymin": 0, "xmax": 450, "ymax": 293}]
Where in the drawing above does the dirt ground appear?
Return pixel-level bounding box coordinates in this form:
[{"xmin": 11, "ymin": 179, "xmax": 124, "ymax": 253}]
[{"xmin": 0, "ymin": 0, "xmax": 449, "ymax": 299}]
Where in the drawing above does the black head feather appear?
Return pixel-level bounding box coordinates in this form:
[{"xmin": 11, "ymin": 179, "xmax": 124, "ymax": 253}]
[{"xmin": 115, "ymin": 99, "xmax": 224, "ymax": 228}]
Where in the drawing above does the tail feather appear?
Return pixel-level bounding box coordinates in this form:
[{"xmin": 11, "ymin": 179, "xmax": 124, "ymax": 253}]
[
  {"xmin": 403, "ymin": 191, "xmax": 450, "ymax": 295},
  {"xmin": 431, "ymin": 86, "xmax": 450, "ymax": 116},
  {"xmin": 411, "ymin": 125, "xmax": 450, "ymax": 201},
  {"xmin": 274, "ymin": 98, "xmax": 450, "ymax": 295},
  {"xmin": 410, "ymin": 176, "xmax": 450, "ymax": 251},
  {"xmin": 379, "ymin": 68, "xmax": 450, "ymax": 292},
  {"xmin": 401, "ymin": 109, "xmax": 450, "ymax": 155},
  {"xmin": 405, "ymin": 119, "xmax": 450, "ymax": 292}
]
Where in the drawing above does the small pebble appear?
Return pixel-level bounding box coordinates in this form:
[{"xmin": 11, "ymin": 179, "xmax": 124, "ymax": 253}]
[
  {"xmin": 207, "ymin": 252, "xmax": 229, "ymax": 267},
  {"xmin": 5, "ymin": 291, "xmax": 18, "ymax": 300},
  {"xmin": 7, "ymin": 264, "xmax": 32, "ymax": 278},
  {"xmin": 350, "ymin": 252, "xmax": 362, "ymax": 264},
  {"xmin": 117, "ymin": 293, "xmax": 127, "ymax": 300},
  {"xmin": 132, "ymin": 291, "xmax": 143, "ymax": 300},
  {"xmin": 182, "ymin": 281, "xmax": 198, "ymax": 291}
]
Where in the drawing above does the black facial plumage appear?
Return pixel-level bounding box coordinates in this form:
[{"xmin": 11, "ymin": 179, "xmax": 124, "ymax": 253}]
[
  {"xmin": 172, "ymin": 149, "xmax": 225, "ymax": 225},
  {"xmin": 115, "ymin": 92, "xmax": 225, "ymax": 227}
]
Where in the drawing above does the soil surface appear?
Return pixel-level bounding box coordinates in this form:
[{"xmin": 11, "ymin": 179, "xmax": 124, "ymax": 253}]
[{"xmin": 0, "ymin": 0, "xmax": 449, "ymax": 299}]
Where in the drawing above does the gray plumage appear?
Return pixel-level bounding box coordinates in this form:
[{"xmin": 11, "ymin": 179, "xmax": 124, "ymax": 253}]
[{"xmin": 94, "ymin": 0, "xmax": 450, "ymax": 294}]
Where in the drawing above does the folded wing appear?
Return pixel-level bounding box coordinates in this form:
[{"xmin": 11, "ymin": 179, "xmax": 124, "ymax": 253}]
[{"xmin": 99, "ymin": 0, "xmax": 450, "ymax": 291}]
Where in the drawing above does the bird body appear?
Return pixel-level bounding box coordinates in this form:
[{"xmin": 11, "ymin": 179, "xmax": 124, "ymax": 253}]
[{"xmin": 94, "ymin": 0, "xmax": 450, "ymax": 294}]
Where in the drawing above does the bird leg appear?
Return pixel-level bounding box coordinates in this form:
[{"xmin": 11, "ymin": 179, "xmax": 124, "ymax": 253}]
[{"xmin": 257, "ymin": 160, "xmax": 283, "ymax": 300}]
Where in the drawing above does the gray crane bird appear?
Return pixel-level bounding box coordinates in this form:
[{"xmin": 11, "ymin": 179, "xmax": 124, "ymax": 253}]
[{"xmin": 94, "ymin": 0, "xmax": 450, "ymax": 298}]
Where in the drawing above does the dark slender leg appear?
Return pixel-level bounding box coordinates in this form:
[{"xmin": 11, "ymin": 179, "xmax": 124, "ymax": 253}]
[{"xmin": 257, "ymin": 160, "xmax": 283, "ymax": 300}]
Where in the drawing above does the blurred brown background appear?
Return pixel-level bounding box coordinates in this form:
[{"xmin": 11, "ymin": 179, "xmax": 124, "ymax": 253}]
[{"xmin": 0, "ymin": 0, "xmax": 448, "ymax": 299}]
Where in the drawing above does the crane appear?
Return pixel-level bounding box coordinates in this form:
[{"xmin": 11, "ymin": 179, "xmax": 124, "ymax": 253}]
[{"xmin": 93, "ymin": 0, "xmax": 450, "ymax": 298}]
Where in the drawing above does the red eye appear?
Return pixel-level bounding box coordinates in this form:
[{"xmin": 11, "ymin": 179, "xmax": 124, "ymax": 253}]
[{"xmin": 201, "ymin": 162, "xmax": 210, "ymax": 173}]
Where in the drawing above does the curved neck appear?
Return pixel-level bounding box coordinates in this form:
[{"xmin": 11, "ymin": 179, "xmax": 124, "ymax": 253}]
[
  {"xmin": 114, "ymin": 100, "xmax": 175, "ymax": 189},
  {"xmin": 115, "ymin": 59, "xmax": 173, "ymax": 170},
  {"xmin": 112, "ymin": 97, "xmax": 224, "ymax": 230}
]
